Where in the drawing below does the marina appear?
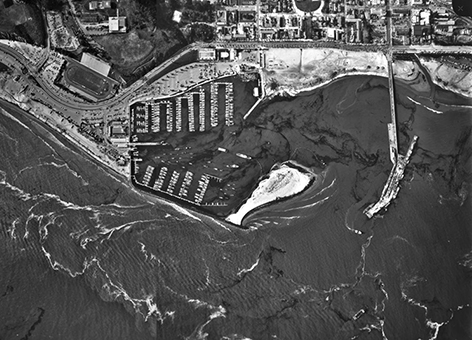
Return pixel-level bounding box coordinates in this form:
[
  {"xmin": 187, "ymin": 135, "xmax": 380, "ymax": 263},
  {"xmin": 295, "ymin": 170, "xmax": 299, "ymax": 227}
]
[
  {"xmin": 129, "ymin": 74, "xmax": 260, "ymax": 216},
  {"xmin": 130, "ymin": 78, "xmax": 239, "ymax": 135},
  {"xmin": 132, "ymin": 163, "xmax": 216, "ymax": 207}
]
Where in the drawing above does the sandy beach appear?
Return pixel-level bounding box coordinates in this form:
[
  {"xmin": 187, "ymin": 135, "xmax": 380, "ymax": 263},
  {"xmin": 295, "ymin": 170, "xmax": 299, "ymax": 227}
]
[{"xmin": 261, "ymin": 48, "xmax": 472, "ymax": 100}]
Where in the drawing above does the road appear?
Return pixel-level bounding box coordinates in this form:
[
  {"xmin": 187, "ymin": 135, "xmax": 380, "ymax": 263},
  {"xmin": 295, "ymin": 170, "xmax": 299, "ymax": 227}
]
[
  {"xmin": 2, "ymin": 36, "xmax": 472, "ymax": 116},
  {"xmin": 0, "ymin": 42, "xmax": 201, "ymax": 114}
]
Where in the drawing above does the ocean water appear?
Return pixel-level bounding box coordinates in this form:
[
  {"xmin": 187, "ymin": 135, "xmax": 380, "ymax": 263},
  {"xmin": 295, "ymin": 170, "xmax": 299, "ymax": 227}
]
[{"xmin": 0, "ymin": 74, "xmax": 471, "ymax": 340}]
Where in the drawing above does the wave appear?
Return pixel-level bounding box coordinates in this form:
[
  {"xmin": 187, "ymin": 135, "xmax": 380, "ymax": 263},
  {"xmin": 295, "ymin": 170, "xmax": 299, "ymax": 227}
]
[
  {"xmin": 98, "ymin": 218, "xmax": 163, "ymax": 242},
  {"xmin": 398, "ymin": 278, "xmax": 470, "ymax": 340},
  {"xmin": 197, "ymin": 307, "xmax": 227, "ymax": 338},
  {"xmin": 138, "ymin": 241, "xmax": 159, "ymax": 263},
  {"xmin": 343, "ymin": 202, "xmax": 364, "ymax": 235},
  {"xmin": 168, "ymin": 201, "xmax": 202, "ymax": 222},
  {"xmin": 41, "ymin": 245, "xmax": 92, "ymax": 278},
  {"xmin": 94, "ymin": 259, "xmax": 175, "ymax": 324},
  {"xmin": 0, "ymin": 172, "xmax": 36, "ymax": 201},
  {"xmin": 458, "ymin": 250, "xmax": 472, "ymax": 270},
  {"xmin": 7, "ymin": 217, "xmax": 20, "ymax": 240},
  {"xmin": 237, "ymin": 257, "xmax": 260, "ymax": 277},
  {"xmin": 284, "ymin": 193, "xmax": 334, "ymax": 212},
  {"xmin": 0, "ymin": 107, "xmax": 33, "ymax": 132},
  {"xmin": 0, "ymin": 125, "xmax": 20, "ymax": 156},
  {"xmin": 38, "ymin": 161, "xmax": 89, "ymax": 185},
  {"xmin": 407, "ymin": 96, "xmax": 443, "ymax": 114}
]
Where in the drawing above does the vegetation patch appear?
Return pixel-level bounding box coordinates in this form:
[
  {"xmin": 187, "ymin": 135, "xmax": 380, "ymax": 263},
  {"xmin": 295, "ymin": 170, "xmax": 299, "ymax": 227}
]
[
  {"xmin": 0, "ymin": 0, "xmax": 46, "ymax": 45},
  {"xmin": 94, "ymin": 29, "xmax": 184, "ymax": 83},
  {"xmin": 94, "ymin": 31, "xmax": 153, "ymax": 66},
  {"xmin": 294, "ymin": 0, "xmax": 321, "ymax": 12}
]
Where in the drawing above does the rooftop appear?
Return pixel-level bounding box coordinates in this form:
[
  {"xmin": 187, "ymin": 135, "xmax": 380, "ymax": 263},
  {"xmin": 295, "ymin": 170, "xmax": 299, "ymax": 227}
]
[{"xmin": 80, "ymin": 53, "xmax": 111, "ymax": 77}]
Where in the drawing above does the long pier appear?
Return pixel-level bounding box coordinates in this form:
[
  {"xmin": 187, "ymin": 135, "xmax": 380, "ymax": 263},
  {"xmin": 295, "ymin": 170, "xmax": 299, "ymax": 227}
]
[
  {"xmin": 387, "ymin": 56, "xmax": 398, "ymax": 164},
  {"xmin": 364, "ymin": 57, "xmax": 418, "ymax": 218},
  {"xmin": 364, "ymin": 59, "xmax": 419, "ymax": 218},
  {"xmin": 364, "ymin": 12, "xmax": 418, "ymax": 219}
]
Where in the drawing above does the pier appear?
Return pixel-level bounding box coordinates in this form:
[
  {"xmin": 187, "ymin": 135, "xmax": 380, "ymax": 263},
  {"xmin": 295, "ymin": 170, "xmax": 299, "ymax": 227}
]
[
  {"xmin": 364, "ymin": 59, "xmax": 418, "ymax": 218},
  {"xmin": 387, "ymin": 55, "xmax": 398, "ymax": 165},
  {"xmin": 364, "ymin": 23, "xmax": 419, "ymax": 218}
]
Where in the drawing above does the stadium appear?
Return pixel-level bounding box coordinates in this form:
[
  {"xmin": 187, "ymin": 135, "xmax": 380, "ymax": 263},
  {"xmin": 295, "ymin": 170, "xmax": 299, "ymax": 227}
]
[{"xmin": 62, "ymin": 57, "xmax": 117, "ymax": 101}]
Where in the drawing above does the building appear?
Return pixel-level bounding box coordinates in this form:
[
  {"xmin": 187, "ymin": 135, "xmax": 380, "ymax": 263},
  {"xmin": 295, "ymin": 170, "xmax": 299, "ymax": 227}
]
[
  {"xmin": 216, "ymin": 49, "xmax": 235, "ymax": 61},
  {"xmin": 81, "ymin": 13, "xmax": 100, "ymax": 23},
  {"xmin": 216, "ymin": 11, "xmax": 227, "ymax": 25},
  {"xmin": 109, "ymin": 121, "xmax": 128, "ymax": 148},
  {"xmin": 412, "ymin": 0, "xmax": 429, "ymax": 5},
  {"xmin": 327, "ymin": 27, "xmax": 336, "ymax": 39},
  {"xmin": 413, "ymin": 25, "xmax": 431, "ymax": 37},
  {"xmin": 80, "ymin": 53, "xmax": 111, "ymax": 77},
  {"xmin": 89, "ymin": 0, "xmax": 111, "ymax": 10},
  {"xmin": 89, "ymin": 1, "xmax": 97, "ymax": 10},
  {"xmin": 109, "ymin": 16, "xmax": 127, "ymax": 33},
  {"xmin": 198, "ymin": 48, "xmax": 216, "ymax": 61},
  {"xmin": 98, "ymin": 0, "xmax": 111, "ymax": 9},
  {"xmin": 172, "ymin": 10, "xmax": 182, "ymax": 23}
]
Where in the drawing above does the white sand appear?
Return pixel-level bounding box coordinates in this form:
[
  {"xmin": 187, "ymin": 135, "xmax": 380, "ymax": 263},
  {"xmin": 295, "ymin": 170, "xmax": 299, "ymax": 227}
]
[
  {"xmin": 226, "ymin": 163, "xmax": 314, "ymax": 225},
  {"xmin": 420, "ymin": 57, "xmax": 472, "ymax": 98},
  {"xmin": 264, "ymin": 48, "xmax": 388, "ymax": 98}
]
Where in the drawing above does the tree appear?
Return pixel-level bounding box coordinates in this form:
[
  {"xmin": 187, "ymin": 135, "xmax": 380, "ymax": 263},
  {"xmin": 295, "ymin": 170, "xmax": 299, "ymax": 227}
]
[{"xmin": 43, "ymin": 0, "xmax": 66, "ymax": 11}]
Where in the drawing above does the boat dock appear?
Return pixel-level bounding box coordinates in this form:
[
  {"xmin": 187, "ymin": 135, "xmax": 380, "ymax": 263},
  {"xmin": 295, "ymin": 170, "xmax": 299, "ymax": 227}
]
[{"xmin": 363, "ymin": 53, "xmax": 419, "ymax": 219}]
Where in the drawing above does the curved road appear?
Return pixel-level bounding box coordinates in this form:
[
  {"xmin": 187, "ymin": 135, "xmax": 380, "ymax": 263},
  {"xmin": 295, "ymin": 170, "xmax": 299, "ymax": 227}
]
[
  {"xmin": 0, "ymin": 42, "xmax": 200, "ymax": 112},
  {"xmin": 2, "ymin": 39, "xmax": 471, "ymax": 119}
]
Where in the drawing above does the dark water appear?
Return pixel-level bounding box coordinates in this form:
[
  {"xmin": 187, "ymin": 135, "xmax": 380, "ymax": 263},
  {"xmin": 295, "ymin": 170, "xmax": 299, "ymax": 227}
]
[{"xmin": 0, "ymin": 74, "xmax": 471, "ymax": 340}]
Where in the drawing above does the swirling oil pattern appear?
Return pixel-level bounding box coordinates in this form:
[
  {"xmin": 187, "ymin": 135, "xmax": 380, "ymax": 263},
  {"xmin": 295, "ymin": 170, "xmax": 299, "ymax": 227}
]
[{"xmin": 0, "ymin": 74, "xmax": 471, "ymax": 340}]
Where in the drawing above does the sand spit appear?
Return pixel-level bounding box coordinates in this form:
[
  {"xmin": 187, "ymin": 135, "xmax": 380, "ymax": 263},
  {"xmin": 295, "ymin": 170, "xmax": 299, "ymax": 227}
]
[{"xmin": 226, "ymin": 161, "xmax": 316, "ymax": 226}]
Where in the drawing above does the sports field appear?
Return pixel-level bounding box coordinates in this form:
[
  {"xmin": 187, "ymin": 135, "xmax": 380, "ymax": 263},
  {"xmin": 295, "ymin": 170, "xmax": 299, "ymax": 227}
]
[
  {"xmin": 66, "ymin": 66, "xmax": 109, "ymax": 94},
  {"xmin": 63, "ymin": 60, "xmax": 115, "ymax": 100}
]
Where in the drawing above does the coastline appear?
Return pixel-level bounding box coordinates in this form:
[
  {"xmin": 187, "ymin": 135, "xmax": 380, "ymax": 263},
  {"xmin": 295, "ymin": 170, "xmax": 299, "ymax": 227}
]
[
  {"xmin": 0, "ymin": 97, "xmax": 129, "ymax": 184},
  {"xmin": 262, "ymin": 48, "xmax": 472, "ymax": 100},
  {"xmin": 266, "ymin": 70, "xmax": 389, "ymax": 99},
  {"xmin": 1, "ymin": 47, "xmax": 471, "ymax": 231}
]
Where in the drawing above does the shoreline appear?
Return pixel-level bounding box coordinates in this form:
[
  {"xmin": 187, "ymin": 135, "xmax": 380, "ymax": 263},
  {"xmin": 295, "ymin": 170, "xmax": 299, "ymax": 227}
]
[
  {"xmin": 268, "ymin": 70, "xmax": 389, "ymax": 99},
  {"xmin": 0, "ymin": 98, "xmax": 214, "ymax": 223},
  {"xmin": 0, "ymin": 96, "xmax": 129, "ymax": 183},
  {"xmin": 1, "ymin": 54, "xmax": 470, "ymax": 230},
  {"xmin": 263, "ymin": 49, "xmax": 472, "ymax": 101},
  {"xmin": 268, "ymin": 68, "xmax": 472, "ymax": 101}
]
